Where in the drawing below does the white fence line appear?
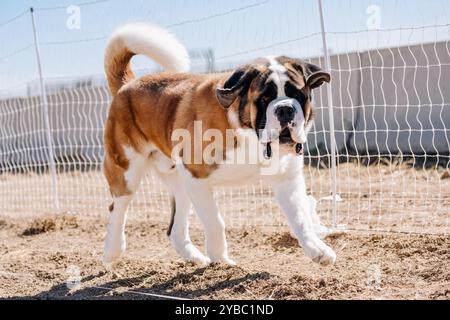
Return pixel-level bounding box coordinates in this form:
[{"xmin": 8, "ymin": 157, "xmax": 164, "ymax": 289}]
[
  {"xmin": 30, "ymin": 7, "xmax": 60, "ymax": 211},
  {"xmin": 317, "ymin": 0, "xmax": 339, "ymax": 228}
]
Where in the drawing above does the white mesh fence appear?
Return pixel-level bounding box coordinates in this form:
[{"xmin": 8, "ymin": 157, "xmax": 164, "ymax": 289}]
[{"xmin": 0, "ymin": 0, "xmax": 449, "ymax": 234}]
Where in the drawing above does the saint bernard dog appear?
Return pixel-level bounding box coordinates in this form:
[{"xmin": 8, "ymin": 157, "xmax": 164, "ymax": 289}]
[{"xmin": 102, "ymin": 23, "xmax": 337, "ymax": 269}]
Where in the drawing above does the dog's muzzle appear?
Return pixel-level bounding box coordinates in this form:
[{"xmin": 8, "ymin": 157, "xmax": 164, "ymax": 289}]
[
  {"xmin": 262, "ymin": 98, "xmax": 305, "ymax": 159},
  {"xmin": 275, "ymin": 103, "xmax": 296, "ymax": 128}
]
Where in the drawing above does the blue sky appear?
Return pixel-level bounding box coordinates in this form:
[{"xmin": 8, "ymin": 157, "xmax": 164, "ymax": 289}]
[{"xmin": 1, "ymin": 0, "xmax": 449, "ymax": 96}]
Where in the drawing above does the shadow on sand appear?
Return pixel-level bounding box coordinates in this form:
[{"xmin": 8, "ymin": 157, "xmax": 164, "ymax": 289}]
[{"xmin": 7, "ymin": 267, "xmax": 272, "ymax": 300}]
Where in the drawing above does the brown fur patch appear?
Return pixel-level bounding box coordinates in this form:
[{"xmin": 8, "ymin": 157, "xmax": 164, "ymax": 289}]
[
  {"xmin": 103, "ymin": 72, "xmax": 233, "ymax": 182},
  {"xmin": 103, "ymin": 53, "xmax": 327, "ymax": 191}
]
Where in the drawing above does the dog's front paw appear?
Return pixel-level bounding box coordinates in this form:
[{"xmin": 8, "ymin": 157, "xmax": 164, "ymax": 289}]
[
  {"xmin": 302, "ymin": 239, "xmax": 336, "ymax": 266},
  {"xmin": 222, "ymin": 257, "xmax": 237, "ymax": 266},
  {"xmin": 186, "ymin": 254, "xmax": 211, "ymax": 267},
  {"xmin": 210, "ymin": 257, "xmax": 237, "ymax": 266},
  {"xmin": 311, "ymin": 244, "xmax": 336, "ymax": 266},
  {"xmin": 103, "ymin": 236, "xmax": 126, "ymax": 270},
  {"xmin": 175, "ymin": 243, "xmax": 212, "ymax": 266},
  {"xmin": 103, "ymin": 250, "xmax": 124, "ymax": 270}
]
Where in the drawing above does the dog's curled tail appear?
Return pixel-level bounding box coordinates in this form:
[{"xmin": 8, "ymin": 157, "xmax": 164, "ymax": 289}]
[{"xmin": 104, "ymin": 23, "xmax": 191, "ymax": 96}]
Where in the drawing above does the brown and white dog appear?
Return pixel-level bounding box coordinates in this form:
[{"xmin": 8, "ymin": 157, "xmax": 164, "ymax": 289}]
[{"xmin": 102, "ymin": 23, "xmax": 336, "ymax": 268}]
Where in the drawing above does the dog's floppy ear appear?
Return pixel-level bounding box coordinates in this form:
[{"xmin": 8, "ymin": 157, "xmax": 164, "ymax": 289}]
[
  {"xmin": 304, "ymin": 62, "xmax": 331, "ymax": 89},
  {"xmin": 281, "ymin": 57, "xmax": 331, "ymax": 90},
  {"xmin": 216, "ymin": 66, "xmax": 258, "ymax": 108}
]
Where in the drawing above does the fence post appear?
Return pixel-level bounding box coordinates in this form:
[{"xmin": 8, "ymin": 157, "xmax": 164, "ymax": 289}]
[
  {"xmin": 317, "ymin": 0, "xmax": 339, "ymax": 228},
  {"xmin": 30, "ymin": 7, "xmax": 60, "ymax": 211}
]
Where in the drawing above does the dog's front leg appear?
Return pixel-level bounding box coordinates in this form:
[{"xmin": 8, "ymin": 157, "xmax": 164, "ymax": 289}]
[
  {"xmin": 271, "ymin": 175, "xmax": 336, "ymax": 265},
  {"xmin": 184, "ymin": 179, "xmax": 235, "ymax": 265}
]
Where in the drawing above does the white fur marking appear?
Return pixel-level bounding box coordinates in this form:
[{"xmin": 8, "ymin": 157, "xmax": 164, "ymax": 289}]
[
  {"xmin": 123, "ymin": 146, "xmax": 148, "ymax": 192},
  {"xmin": 266, "ymin": 56, "xmax": 289, "ymax": 97},
  {"xmin": 159, "ymin": 172, "xmax": 211, "ymax": 265},
  {"xmin": 271, "ymin": 175, "xmax": 336, "ymax": 265},
  {"xmin": 103, "ymin": 195, "xmax": 133, "ymax": 269},
  {"xmin": 227, "ymin": 110, "xmax": 241, "ymax": 129},
  {"xmin": 180, "ymin": 169, "xmax": 235, "ymax": 264},
  {"xmin": 108, "ymin": 23, "xmax": 190, "ymax": 73}
]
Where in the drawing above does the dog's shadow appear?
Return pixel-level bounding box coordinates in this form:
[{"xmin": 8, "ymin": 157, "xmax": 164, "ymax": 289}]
[{"xmin": 11, "ymin": 267, "xmax": 272, "ymax": 300}]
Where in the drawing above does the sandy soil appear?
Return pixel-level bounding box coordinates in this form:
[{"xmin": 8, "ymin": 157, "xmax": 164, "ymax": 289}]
[
  {"xmin": 1, "ymin": 163, "xmax": 449, "ymax": 299},
  {"xmin": 0, "ymin": 213, "xmax": 449, "ymax": 300}
]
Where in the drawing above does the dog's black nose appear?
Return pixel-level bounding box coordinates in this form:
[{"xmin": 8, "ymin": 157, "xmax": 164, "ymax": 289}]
[{"xmin": 275, "ymin": 105, "xmax": 296, "ymax": 126}]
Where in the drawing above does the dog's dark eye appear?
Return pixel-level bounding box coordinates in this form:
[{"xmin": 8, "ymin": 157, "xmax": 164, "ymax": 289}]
[
  {"xmin": 262, "ymin": 96, "xmax": 271, "ymax": 105},
  {"xmin": 285, "ymin": 82, "xmax": 307, "ymax": 105},
  {"xmin": 258, "ymin": 81, "xmax": 277, "ymax": 106}
]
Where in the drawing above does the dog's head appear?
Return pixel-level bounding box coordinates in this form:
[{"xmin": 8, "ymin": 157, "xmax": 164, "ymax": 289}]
[{"xmin": 216, "ymin": 56, "xmax": 330, "ymax": 157}]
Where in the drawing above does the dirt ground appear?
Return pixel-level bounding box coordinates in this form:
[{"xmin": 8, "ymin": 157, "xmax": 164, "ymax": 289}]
[
  {"xmin": 2, "ymin": 162, "xmax": 450, "ymax": 234},
  {"xmin": 1, "ymin": 163, "xmax": 449, "ymax": 299},
  {"xmin": 0, "ymin": 213, "xmax": 449, "ymax": 300}
]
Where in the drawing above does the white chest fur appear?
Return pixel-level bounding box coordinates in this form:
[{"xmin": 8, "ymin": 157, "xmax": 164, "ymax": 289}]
[{"xmin": 206, "ymin": 129, "xmax": 304, "ymax": 187}]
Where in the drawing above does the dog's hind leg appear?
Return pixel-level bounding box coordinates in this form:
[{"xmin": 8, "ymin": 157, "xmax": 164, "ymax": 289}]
[
  {"xmin": 103, "ymin": 194, "xmax": 133, "ymax": 270},
  {"xmin": 182, "ymin": 178, "xmax": 235, "ymax": 265},
  {"xmin": 159, "ymin": 172, "xmax": 211, "ymax": 265},
  {"xmin": 103, "ymin": 146, "xmax": 148, "ymax": 269}
]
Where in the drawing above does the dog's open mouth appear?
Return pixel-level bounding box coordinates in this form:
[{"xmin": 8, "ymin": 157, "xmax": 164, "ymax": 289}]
[
  {"xmin": 279, "ymin": 127, "xmax": 294, "ymax": 145},
  {"xmin": 280, "ymin": 128, "xmax": 304, "ymax": 155},
  {"xmin": 263, "ymin": 128, "xmax": 304, "ymax": 159},
  {"xmin": 279, "ymin": 128, "xmax": 303, "ymax": 155}
]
